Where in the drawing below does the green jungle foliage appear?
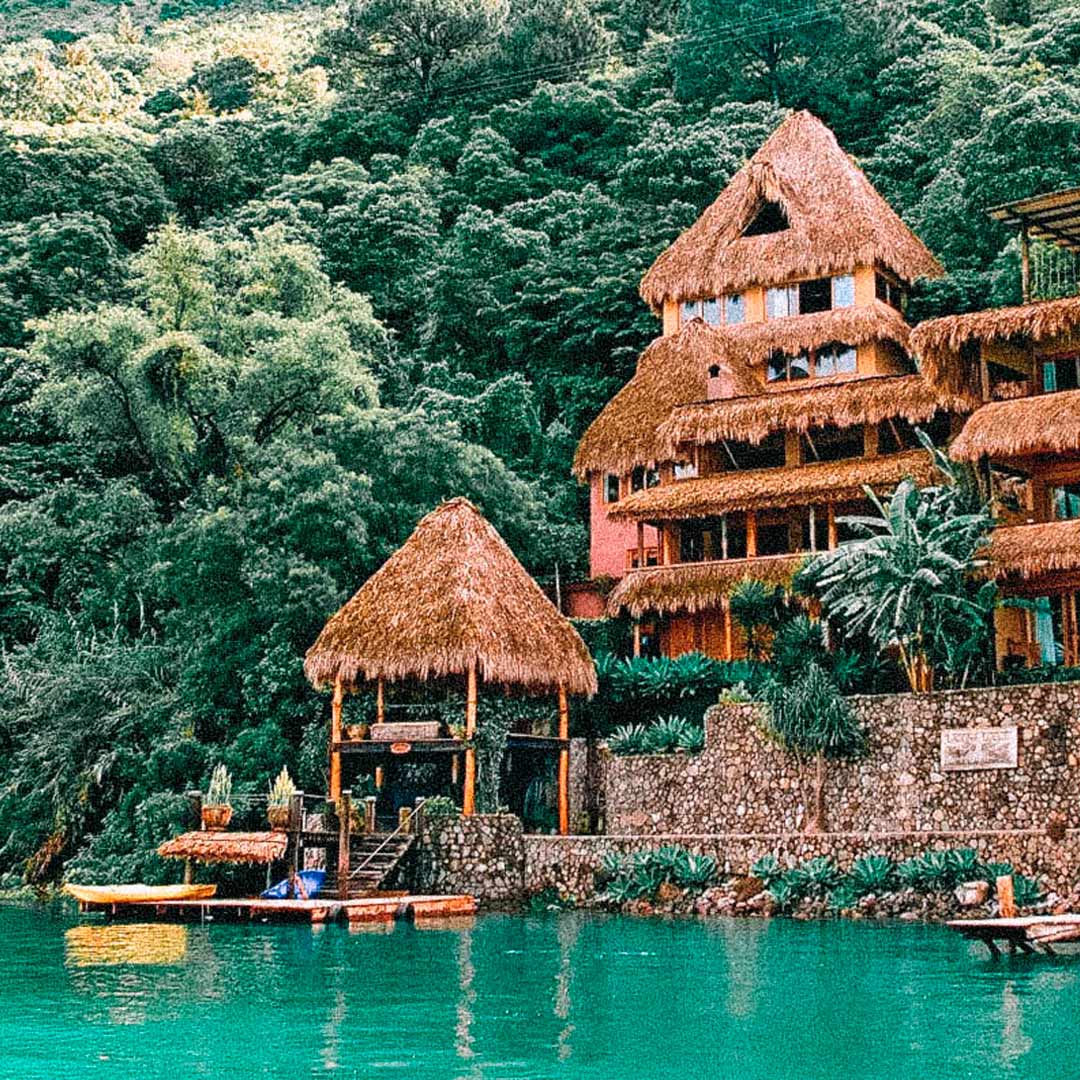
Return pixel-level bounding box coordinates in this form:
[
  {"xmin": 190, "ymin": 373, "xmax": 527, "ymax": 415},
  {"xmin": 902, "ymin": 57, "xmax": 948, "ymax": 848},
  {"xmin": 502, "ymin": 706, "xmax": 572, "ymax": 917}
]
[{"xmin": 0, "ymin": 0, "xmax": 1078, "ymax": 881}]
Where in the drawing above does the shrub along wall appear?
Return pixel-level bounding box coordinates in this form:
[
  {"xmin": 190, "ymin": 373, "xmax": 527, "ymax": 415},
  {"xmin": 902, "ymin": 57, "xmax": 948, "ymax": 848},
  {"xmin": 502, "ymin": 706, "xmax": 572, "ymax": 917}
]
[{"xmin": 601, "ymin": 682, "xmax": 1080, "ymax": 835}]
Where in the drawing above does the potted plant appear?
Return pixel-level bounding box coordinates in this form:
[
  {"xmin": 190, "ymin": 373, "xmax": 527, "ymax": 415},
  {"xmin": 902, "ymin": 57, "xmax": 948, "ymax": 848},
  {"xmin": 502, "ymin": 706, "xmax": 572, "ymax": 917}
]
[
  {"xmin": 202, "ymin": 763, "xmax": 233, "ymax": 830},
  {"xmin": 344, "ymin": 720, "xmax": 370, "ymax": 741},
  {"xmin": 448, "ymin": 721, "xmax": 466, "ymax": 741},
  {"xmin": 267, "ymin": 766, "xmax": 296, "ymax": 830}
]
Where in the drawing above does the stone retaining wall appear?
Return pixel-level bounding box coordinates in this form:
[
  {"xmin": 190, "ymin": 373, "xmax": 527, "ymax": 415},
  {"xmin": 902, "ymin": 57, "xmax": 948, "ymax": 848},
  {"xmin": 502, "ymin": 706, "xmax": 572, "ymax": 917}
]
[
  {"xmin": 523, "ymin": 831, "xmax": 1080, "ymax": 900},
  {"xmin": 412, "ymin": 813, "xmax": 524, "ymax": 900},
  {"xmin": 602, "ymin": 681, "xmax": 1080, "ymax": 835}
]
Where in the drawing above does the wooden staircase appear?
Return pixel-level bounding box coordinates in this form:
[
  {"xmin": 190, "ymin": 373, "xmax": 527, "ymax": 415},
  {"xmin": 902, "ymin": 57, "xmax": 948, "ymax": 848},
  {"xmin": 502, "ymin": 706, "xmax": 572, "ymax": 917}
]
[{"xmin": 323, "ymin": 833, "xmax": 415, "ymax": 897}]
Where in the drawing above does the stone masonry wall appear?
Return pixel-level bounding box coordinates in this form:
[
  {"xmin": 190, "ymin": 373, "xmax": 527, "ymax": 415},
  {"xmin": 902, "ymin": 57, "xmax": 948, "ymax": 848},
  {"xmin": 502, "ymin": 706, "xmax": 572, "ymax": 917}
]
[
  {"xmin": 523, "ymin": 831, "xmax": 1080, "ymax": 901},
  {"xmin": 602, "ymin": 682, "xmax": 1080, "ymax": 835},
  {"xmin": 412, "ymin": 813, "xmax": 524, "ymax": 901}
]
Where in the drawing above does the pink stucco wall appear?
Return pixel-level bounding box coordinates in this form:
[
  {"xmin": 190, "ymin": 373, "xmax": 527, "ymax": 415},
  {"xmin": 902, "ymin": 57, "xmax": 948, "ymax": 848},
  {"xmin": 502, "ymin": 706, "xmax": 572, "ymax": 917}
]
[{"xmin": 588, "ymin": 474, "xmax": 657, "ymax": 579}]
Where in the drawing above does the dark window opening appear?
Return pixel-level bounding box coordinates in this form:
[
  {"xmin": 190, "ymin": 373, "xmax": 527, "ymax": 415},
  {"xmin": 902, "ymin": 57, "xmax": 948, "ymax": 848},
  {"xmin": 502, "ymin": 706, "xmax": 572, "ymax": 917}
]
[
  {"xmin": 1054, "ymin": 483, "xmax": 1080, "ymax": 521},
  {"xmin": 604, "ymin": 474, "xmax": 620, "ymax": 503},
  {"xmin": 767, "ymin": 350, "xmax": 811, "ymax": 382},
  {"xmin": 799, "ymin": 276, "xmax": 832, "ymax": 314},
  {"xmin": 835, "ymin": 499, "xmax": 875, "ymax": 544},
  {"xmin": 631, "ymin": 466, "xmax": 660, "ymax": 492},
  {"xmin": 717, "ymin": 432, "xmax": 786, "ymax": 472},
  {"xmin": 724, "ymin": 514, "xmax": 748, "ymax": 560},
  {"xmin": 743, "ymin": 200, "xmax": 789, "ymax": 236},
  {"xmin": 680, "ymin": 522, "xmax": 706, "ymax": 563},
  {"xmin": 988, "ymin": 361, "xmax": 1030, "ymax": 399},
  {"xmin": 757, "ymin": 520, "xmax": 793, "ymax": 556},
  {"xmin": 877, "ymin": 412, "xmax": 950, "ymax": 454},
  {"xmin": 875, "ymin": 272, "xmax": 904, "ymax": 310},
  {"xmin": 1043, "ymin": 356, "xmax": 1080, "ymax": 393},
  {"xmin": 708, "ymin": 364, "xmax": 721, "ymax": 378},
  {"xmin": 801, "ymin": 424, "xmax": 864, "ymax": 464},
  {"xmin": 814, "ymin": 342, "xmax": 857, "ymax": 377}
]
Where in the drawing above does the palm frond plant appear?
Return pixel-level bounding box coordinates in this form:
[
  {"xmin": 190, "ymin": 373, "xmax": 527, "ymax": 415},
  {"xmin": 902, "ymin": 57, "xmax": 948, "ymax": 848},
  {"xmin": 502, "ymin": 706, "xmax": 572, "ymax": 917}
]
[
  {"xmin": 761, "ymin": 662, "xmax": 863, "ymax": 833},
  {"xmin": 797, "ymin": 433, "xmax": 996, "ymax": 693},
  {"xmin": 729, "ymin": 579, "xmax": 783, "ymax": 662}
]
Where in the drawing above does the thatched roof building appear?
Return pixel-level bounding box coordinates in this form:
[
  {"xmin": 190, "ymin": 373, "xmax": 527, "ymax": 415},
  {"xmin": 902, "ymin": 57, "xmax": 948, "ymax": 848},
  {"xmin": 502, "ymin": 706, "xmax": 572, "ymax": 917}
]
[
  {"xmin": 158, "ymin": 831, "xmax": 288, "ymax": 865},
  {"xmin": 304, "ymin": 498, "xmax": 596, "ymax": 697},
  {"xmin": 988, "ymin": 520, "xmax": 1080, "ymax": 581},
  {"xmin": 639, "ymin": 110, "xmax": 942, "ymax": 309},
  {"xmin": 950, "ymin": 389, "xmax": 1080, "ymax": 461},
  {"xmin": 607, "ymin": 555, "xmax": 803, "ymax": 619},
  {"xmin": 912, "ymin": 295, "xmax": 1080, "ymax": 397},
  {"xmin": 658, "ymin": 374, "xmax": 966, "ymax": 453},
  {"xmin": 607, "ymin": 449, "xmax": 935, "ymax": 522}
]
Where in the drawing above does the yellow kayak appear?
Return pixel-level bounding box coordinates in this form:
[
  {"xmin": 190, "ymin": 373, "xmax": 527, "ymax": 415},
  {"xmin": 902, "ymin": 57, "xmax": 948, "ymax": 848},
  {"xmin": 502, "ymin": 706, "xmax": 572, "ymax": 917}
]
[{"xmin": 64, "ymin": 883, "xmax": 217, "ymax": 904}]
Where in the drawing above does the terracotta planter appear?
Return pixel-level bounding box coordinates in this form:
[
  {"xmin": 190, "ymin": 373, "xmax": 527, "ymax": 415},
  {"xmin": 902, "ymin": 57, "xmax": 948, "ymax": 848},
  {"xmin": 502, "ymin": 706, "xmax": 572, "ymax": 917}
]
[
  {"xmin": 201, "ymin": 804, "xmax": 232, "ymax": 830},
  {"xmin": 267, "ymin": 805, "xmax": 290, "ymax": 830}
]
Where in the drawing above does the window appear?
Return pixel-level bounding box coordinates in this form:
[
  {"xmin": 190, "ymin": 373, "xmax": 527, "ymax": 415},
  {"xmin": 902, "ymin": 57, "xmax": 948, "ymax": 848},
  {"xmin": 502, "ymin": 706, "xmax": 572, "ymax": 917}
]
[
  {"xmin": 725, "ymin": 293, "xmax": 746, "ymax": 324},
  {"xmin": 875, "ymin": 272, "xmax": 903, "ymax": 310},
  {"xmin": 743, "ymin": 200, "xmax": 789, "ymax": 236},
  {"xmin": 1043, "ymin": 356, "xmax": 1080, "ymax": 393},
  {"xmin": 1054, "ymin": 484, "xmax": 1080, "ymax": 520},
  {"xmin": 674, "ymin": 460, "xmax": 698, "ymax": 481},
  {"xmin": 799, "ymin": 277, "xmax": 832, "ymax": 315},
  {"xmin": 801, "ymin": 424, "xmax": 864, "ymax": 464},
  {"xmin": 631, "ymin": 466, "xmax": 659, "ymax": 492},
  {"xmin": 801, "ymin": 507, "xmax": 830, "ymax": 552},
  {"xmin": 603, "ymin": 474, "xmax": 620, "ymax": 503},
  {"xmin": 832, "ymin": 274, "xmax": 855, "ymax": 308},
  {"xmin": 680, "ymin": 522, "xmax": 706, "ymax": 563},
  {"xmin": 766, "ymin": 285, "xmax": 798, "ymax": 319},
  {"xmin": 702, "ymin": 298, "xmax": 721, "ymax": 326},
  {"xmin": 814, "ymin": 343, "xmax": 857, "ymax": 377},
  {"xmin": 767, "ymin": 350, "xmax": 811, "ymax": 381},
  {"xmin": 757, "ymin": 520, "xmax": 793, "ymax": 556},
  {"xmin": 878, "ymin": 412, "xmax": 951, "ymax": 454},
  {"xmin": 680, "ymin": 299, "xmax": 702, "ymax": 325},
  {"xmin": 716, "ymin": 432, "xmax": 785, "ymax": 471}
]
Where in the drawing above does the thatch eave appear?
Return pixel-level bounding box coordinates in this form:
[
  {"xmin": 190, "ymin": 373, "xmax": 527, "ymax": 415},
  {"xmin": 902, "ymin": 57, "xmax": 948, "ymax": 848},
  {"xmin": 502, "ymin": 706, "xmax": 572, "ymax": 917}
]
[
  {"xmin": 987, "ymin": 519, "xmax": 1080, "ymax": 580},
  {"xmin": 157, "ymin": 831, "xmax": 287, "ymax": 865},
  {"xmin": 949, "ymin": 389, "xmax": 1080, "ymax": 462}
]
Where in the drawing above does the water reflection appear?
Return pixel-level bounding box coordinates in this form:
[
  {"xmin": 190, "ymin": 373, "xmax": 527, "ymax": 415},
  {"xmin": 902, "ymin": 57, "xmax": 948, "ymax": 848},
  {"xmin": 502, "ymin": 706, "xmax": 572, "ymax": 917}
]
[
  {"xmin": 554, "ymin": 915, "xmax": 579, "ymax": 1062},
  {"xmin": 455, "ymin": 928, "xmax": 476, "ymax": 1062},
  {"xmin": 65, "ymin": 924, "xmax": 188, "ymax": 967},
  {"xmin": 997, "ymin": 982, "xmax": 1032, "ymax": 1065}
]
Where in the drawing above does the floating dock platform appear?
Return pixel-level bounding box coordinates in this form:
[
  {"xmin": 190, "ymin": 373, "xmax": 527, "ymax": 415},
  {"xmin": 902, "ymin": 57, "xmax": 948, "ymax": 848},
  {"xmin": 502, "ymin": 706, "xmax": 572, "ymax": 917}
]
[
  {"xmin": 947, "ymin": 914, "xmax": 1080, "ymax": 956},
  {"xmin": 75, "ymin": 893, "xmax": 478, "ymax": 925}
]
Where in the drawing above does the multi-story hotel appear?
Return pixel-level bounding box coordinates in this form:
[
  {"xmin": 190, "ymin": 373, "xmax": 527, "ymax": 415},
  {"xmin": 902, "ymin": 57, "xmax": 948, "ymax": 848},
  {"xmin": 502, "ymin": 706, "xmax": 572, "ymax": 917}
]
[{"xmin": 572, "ymin": 110, "xmax": 1080, "ymax": 669}]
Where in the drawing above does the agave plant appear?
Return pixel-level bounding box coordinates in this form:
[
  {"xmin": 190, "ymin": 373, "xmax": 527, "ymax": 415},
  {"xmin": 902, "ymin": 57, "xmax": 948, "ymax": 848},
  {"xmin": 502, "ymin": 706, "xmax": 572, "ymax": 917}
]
[
  {"xmin": 847, "ymin": 854, "xmax": 896, "ymax": 897},
  {"xmin": 767, "ymin": 877, "xmax": 798, "ymax": 911},
  {"xmin": 1012, "ymin": 874, "xmax": 1045, "ymax": 908},
  {"xmin": 981, "ymin": 861, "xmax": 1016, "ymax": 885},
  {"xmin": 751, "ymin": 855, "xmax": 783, "ymax": 887},
  {"xmin": 642, "ymin": 716, "xmax": 687, "ymax": 753},
  {"xmin": 828, "ymin": 882, "xmax": 862, "ymax": 912},
  {"xmin": 608, "ymin": 724, "xmax": 648, "ymax": 756},
  {"xmin": 796, "ymin": 856, "xmax": 842, "ymax": 896},
  {"xmin": 678, "ymin": 726, "xmax": 705, "ymax": 754},
  {"xmin": 677, "ymin": 853, "xmax": 718, "ymax": 890},
  {"xmin": 947, "ymin": 848, "xmax": 982, "ymax": 883}
]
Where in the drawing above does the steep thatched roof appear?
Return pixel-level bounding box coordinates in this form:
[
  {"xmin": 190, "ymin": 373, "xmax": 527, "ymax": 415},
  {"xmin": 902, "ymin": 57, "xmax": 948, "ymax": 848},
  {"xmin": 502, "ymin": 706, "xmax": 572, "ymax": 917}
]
[
  {"xmin": 157, "ymin": 831, "xmax": 288, "ymax": 864},
  {"xmin": 304, "ymin": 498, "xmax": 597, "ymax": 696},
  {"xmin": 573, "ymin": 308, "xmax": 914, "ymax": 478},
  {"xmin": 640, "ymin": 111, "xmax": 943, "ymax": 308},
  {"xmin": 608, "ymin": 450, "xmax": 935, "ymax": 522},
  {"xmin": 988, "ymin": 519, "xmax": 1080, "ymax": 580},
  {"xmin": 949, "ymin": 389, "xmax": 1080, "ymax": 461},
  {"xmin": 572, "ymin": 320, "xmax": 757, "ymax": 478},
  {"xmin": 912, "ymin": 295, "xmax": 1080, "ymax": 397},
  {"xmin": 606, "ymin": 555, "xmax": 804, "ymax": 618},
  {"xmin": 659, "ymin": 374, "xmax": 969, "ymax": 452}
]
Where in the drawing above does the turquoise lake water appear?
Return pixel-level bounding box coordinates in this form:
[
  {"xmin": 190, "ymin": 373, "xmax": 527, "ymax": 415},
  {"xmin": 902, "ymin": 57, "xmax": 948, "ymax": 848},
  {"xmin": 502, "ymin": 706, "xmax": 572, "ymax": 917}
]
[{"xmin": 6, "ymin": 904, "xmax": 1080, "ymax": 1079}]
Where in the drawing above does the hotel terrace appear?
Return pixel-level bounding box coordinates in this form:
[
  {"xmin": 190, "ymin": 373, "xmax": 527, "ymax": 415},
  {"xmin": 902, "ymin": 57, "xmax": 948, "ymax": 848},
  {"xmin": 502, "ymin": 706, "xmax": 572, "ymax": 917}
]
[{"xmin": 572, "ymin": 111, "xmax": 1080, "ymax": 670}]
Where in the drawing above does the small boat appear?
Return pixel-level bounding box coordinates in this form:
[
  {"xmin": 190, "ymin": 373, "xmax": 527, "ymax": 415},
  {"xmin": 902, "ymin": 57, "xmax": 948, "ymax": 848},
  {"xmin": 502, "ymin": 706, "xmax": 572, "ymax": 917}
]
[
  {"xmin": 261, "ymin": 870, "xmax": 326, "ymax": 901},
  {"xmin": 64, "ymin": 883, "xmax": 218, "ymax": 905}
]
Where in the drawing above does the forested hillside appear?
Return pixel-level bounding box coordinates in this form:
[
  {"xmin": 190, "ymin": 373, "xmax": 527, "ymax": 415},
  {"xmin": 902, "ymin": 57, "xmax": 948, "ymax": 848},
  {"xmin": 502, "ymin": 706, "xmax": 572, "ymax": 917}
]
[{"xmin": 1, "ymin": 0, "xmax": 1078, "ymax": 882}]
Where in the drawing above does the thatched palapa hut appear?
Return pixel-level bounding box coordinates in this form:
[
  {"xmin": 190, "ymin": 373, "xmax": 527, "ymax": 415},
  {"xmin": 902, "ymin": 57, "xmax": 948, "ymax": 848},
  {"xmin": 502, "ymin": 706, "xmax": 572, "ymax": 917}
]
[{"xmin": 305, "ymin": 497, "xmax": 596, "ymax": 834}]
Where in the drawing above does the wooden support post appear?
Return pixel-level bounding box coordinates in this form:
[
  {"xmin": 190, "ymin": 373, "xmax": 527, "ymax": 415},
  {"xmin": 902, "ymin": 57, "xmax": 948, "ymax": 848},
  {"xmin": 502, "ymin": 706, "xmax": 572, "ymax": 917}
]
[
  {"xmin": 337, "ymin": 789, "xmax": 352, "ymax": 901},
  {"xmin": 330, "ymin": 676, "xmax": 344, "ymax": 804},
  {"xmin": 827, "ymin": 504, "xmax": 838, "ymax": 550},
  {"xmin": 376, "ymin": 678, "xmax": 385, "ymax": 726},
  {"xmin": 557, "ymin": 685, "xmax": 570, "ymax": 836},
  {"xmin": 746, "ymin": 511, "xmax": 757, "ymax": 558},
  {"xmin": 463, "ymin": 663, "xmax": 478, "ymax": 816},
  {"xmin": 364, "ymin": 795, "xmax": 376, "ymax": 834},
  {"xmin": 288, "ymin": 790, "xmax": 303, "ymax": 880},
  {"xmin": 633, "ymin": 621, "xmax": 642, "ymax": 658},
  {"xmin": 183, "ymin": 859, "xmax": 193, "ymax": 885},
  {"xmin": 723, "ymin": 597, "xmax": 733, "ymax": 661},
  {"xmin": 997, "ymin": 874, "xmax": 1018, "ymax": 919},
  {"xmin": 1020, "ymin": 222, "xmax": 1031, "ymax": 303},
  {"xmin": 375, "ymin": 766, "xmax": 384, "ymax": 791}
]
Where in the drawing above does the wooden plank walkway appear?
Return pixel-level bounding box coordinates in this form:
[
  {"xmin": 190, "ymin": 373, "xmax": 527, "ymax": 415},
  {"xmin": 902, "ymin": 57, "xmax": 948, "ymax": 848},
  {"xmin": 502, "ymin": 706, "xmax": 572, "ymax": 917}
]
[
  {"xmin": 77, "ymin": 893, "xmax": 477, "ymax": 925},
  {"xmin": 947, "ymin": 914, "xmax": 1080, "ymax": 957}
]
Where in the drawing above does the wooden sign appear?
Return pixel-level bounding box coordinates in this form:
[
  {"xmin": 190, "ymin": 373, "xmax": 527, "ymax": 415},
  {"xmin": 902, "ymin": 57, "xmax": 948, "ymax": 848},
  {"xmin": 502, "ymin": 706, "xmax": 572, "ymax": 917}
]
[
  {"xmin": 940, "ymin": 727, "xmax": 1018, "ymax": 772},
  {"xmin": 389, "ymin": 741, "xmax": 412, "ymax": 755}
]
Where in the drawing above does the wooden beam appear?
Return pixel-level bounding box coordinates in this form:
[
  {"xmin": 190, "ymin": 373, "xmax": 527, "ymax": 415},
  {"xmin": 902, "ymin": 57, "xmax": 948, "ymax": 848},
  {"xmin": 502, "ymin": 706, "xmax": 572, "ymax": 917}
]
[
  {"xmin": 557, "ymin": 685, "xmax": 570, "ymax": 836},
  {"xmin": 330, "ymin": 676, "xmax": 344, "ymax": 803},
  {"xmin": 463, "ymin": 663, "xmax": 478, "ymax": 816}
]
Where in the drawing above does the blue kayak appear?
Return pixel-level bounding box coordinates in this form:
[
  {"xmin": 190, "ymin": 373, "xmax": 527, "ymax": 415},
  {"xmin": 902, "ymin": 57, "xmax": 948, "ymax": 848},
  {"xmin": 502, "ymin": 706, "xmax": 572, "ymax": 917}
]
[{"xmin": 260, "ymin": 869, "xmax": 325, "ymax": 901}]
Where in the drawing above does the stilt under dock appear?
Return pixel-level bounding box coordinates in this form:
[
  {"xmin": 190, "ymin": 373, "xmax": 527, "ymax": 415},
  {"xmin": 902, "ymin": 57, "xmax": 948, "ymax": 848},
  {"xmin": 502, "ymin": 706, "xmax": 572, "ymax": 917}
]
[{"xmin": 947, "ymin": 914, "xmax": 1080, "ymax": 957}]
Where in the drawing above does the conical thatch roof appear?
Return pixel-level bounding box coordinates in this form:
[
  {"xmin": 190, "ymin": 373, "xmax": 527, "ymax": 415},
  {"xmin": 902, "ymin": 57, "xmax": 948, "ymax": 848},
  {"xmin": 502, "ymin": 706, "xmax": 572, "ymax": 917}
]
[
  {"xmin": 640, "ymin": 111, "xmax": 943, "ymax": 308},
  {"xmin": 304, "ymin": 498, "xmax": 597, "ymax": 696},
  {"xmin": 572, "ymin": 320, "xmax": 758, "ymax": 478}
]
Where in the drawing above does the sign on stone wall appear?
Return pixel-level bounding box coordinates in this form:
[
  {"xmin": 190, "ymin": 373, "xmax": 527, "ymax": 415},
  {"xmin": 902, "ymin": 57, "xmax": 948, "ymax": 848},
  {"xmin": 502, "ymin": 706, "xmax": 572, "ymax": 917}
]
[{"xmin": 940, "ymin": 727, "xmax": 1019, "ymax": 772}]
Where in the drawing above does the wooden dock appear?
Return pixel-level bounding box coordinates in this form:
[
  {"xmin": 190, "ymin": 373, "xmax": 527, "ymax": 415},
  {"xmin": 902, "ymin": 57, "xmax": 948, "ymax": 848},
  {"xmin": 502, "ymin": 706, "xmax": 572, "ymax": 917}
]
[
  {"xmin": 76, "ymin": 893, "xmax": 477, "ymax": 925},
  {"xmin": 947, "ymin": 914, "xmax": 1080, "ymax": 957}
]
